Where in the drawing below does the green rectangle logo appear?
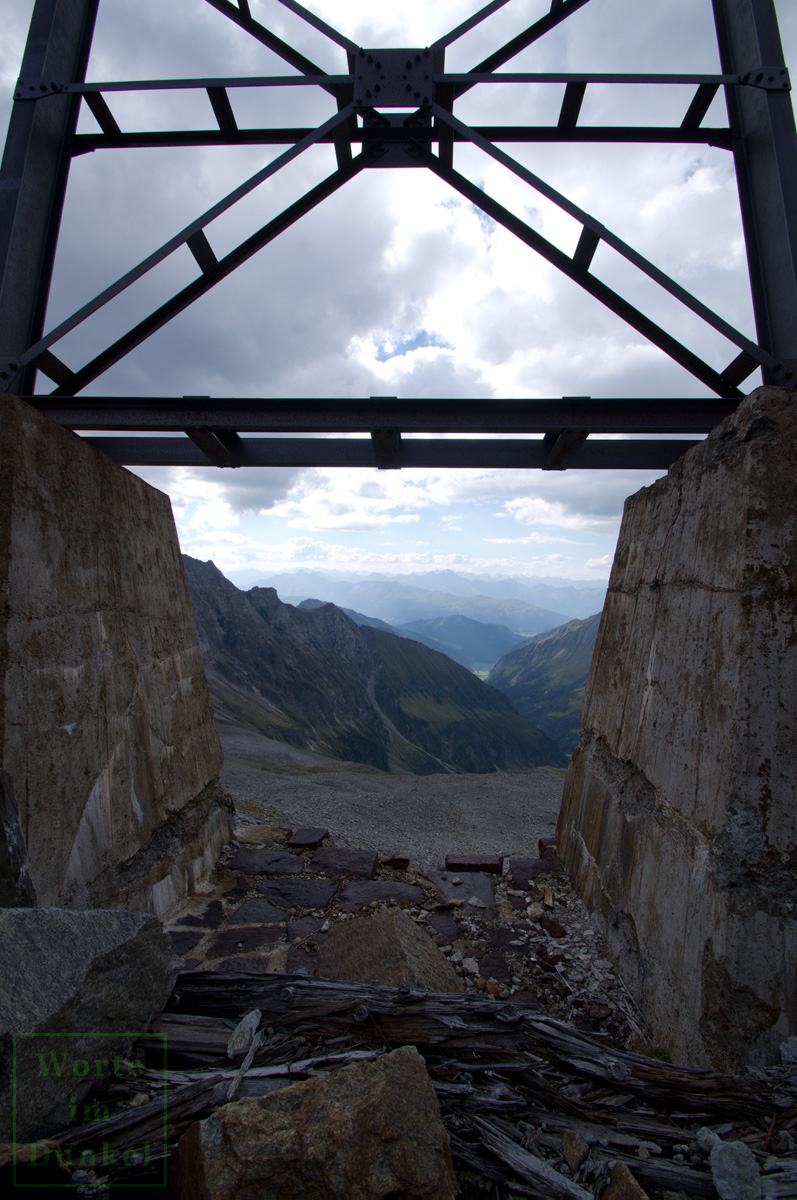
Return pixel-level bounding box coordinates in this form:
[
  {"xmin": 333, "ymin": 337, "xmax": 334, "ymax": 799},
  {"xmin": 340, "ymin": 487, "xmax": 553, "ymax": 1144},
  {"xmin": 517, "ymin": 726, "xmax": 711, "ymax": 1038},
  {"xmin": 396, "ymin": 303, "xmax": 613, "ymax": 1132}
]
[{"xmin": 12, "ymin": 1032, "xmax": 168, "ymax": 1190}]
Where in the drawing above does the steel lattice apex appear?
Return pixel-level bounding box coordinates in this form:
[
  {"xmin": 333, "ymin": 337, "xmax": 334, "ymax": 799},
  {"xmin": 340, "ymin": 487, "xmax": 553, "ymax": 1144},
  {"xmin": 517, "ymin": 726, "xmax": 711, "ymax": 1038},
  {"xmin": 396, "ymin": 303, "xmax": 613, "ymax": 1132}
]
[{"xmin": 354, "ymin": 48, "xmax": 433, "ymax": 107}]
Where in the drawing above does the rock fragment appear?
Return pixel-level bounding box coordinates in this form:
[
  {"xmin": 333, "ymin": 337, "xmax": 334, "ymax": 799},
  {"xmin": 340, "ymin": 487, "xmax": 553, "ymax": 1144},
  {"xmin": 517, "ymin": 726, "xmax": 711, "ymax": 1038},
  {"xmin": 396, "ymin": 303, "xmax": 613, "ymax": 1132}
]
[
  {"xmin": 314, "ymin": 908, "xmax": 464, "ymax": 992},
  {"xmin": 600, "ymin": 1162, "xmax": 649, "ymax": 1198},
  {"xmin": 562, "ymin": 1129, "xmax": 590, "ymax": 1171},
  {"xmin": 709, "ymin": 1140, "xmax": 762, "ymax": 1199},
  {"xmin": 171, "ymin": 1045, "xmax": 457, "ymax": 1199}
]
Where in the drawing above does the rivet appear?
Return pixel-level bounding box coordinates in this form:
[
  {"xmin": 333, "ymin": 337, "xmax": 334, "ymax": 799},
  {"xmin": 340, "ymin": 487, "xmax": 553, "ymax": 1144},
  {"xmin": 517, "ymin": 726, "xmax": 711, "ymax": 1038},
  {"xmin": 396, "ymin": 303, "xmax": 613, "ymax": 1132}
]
[
  {"xmin": 375, "ymin": 60, "xmax": 382, "ymax": 69},
  {"xmin": 405, "ymin": 83, "xmax": 412, "ymax": 92},
  {"xmin": 367, "ymin": 53, "xmax": 373, "ymax": 63}
]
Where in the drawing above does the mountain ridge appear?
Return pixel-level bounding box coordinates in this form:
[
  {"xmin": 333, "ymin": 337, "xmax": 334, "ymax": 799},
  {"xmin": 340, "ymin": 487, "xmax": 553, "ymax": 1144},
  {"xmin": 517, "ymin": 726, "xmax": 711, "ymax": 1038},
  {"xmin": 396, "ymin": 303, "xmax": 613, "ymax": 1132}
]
[{"xmin": 488, "ymin": 613, "xmax": 602, "ymax": 755}]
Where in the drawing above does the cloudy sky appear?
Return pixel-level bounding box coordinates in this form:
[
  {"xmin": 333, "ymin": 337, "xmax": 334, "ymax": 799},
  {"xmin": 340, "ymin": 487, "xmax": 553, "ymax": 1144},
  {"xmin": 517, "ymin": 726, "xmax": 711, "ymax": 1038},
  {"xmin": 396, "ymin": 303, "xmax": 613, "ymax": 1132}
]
[{"xmin": 3, "ymin": 0, "xmax": 796, "ymax": 584}]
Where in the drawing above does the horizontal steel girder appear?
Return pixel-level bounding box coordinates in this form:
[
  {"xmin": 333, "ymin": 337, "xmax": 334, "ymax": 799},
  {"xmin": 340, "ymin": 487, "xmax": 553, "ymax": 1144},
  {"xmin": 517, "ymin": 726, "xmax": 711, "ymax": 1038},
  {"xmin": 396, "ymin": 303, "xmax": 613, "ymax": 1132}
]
[
  {"xmin": 80, "ymin": 435, "xmax": 702, "ymax": 470},
  {"xmin": 27, "ymin": 395, "xmax": 738, "ymax": 433}
]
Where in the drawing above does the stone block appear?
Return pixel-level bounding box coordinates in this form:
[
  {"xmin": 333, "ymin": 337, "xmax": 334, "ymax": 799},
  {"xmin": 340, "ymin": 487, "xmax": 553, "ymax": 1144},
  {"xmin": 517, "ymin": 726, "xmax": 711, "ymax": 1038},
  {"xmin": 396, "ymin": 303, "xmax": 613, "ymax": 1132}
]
[
  {"xmin": 310, "ymin": 847, "xmax": 378, "ymax": 878},
  {"xmin": 171, "ymin": 1045, "xmax": 456, "ymax": 1199},
  {"xmin": 0, "ymin": 395, "xmax": 228, "ymax": 916},
  {"xmin": 0, "ymin": 909, "xmax": 178, "ymax": 1141},
  {"xmin": 445, "ymin": 853, "xmax": 503, "ymax": 873},
  {"xmin": 314, "ymin": 908, "xmax": 464, "ymax": 992},
  {"xmin": 337, "ymin": 880, "xmax": 424, "ymax": 912},
  {"xmin": 255, "ymin": 878, "xmax": 338, "ymax": 910},
  {"xmin": 228, "ymin": 898, "xmax": 286, "ymax": 926},
  {"xmin": 557, "ymin": 387, "xmax": 797, "ymax": 1069},
  {"xmin": 230, "ymin": 847, "xmax": 302, "ymax": 875},
  {"xmin": 287, "ymin": 827, "xmax": 329, "ymax": 848},
  {"xmin": 206, "ymin": 925, "xmax": 284, "ymax": 959}
]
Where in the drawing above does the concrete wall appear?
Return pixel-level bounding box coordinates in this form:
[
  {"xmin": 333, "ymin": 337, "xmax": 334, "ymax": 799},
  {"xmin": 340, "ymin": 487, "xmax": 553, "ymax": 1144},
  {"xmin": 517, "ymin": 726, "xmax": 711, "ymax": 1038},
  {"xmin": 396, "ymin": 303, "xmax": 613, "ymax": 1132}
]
[
  {"xmin": 0, "ymin": 394, "xmax": 230, "ymax": 916},
  {"xmin": 557, "ymin": 386, "xmax": 797, "ymax": 1070}
]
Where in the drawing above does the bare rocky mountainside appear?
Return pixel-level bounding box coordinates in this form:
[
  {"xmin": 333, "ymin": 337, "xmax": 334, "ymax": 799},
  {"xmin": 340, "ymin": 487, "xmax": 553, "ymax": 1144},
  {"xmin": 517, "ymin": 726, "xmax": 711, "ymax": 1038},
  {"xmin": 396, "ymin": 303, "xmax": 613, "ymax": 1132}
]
[{"xmin": 183, "ymin": 556, "xmax": 566, "ymax": 773}]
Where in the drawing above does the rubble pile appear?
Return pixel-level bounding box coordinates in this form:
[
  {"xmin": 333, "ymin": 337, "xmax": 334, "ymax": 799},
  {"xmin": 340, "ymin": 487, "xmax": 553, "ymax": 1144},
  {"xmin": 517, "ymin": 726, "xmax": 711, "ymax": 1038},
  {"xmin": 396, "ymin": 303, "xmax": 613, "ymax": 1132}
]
[{"xmin": 5, "ymin": 823, "xmax": 794, "ymax": 1198}]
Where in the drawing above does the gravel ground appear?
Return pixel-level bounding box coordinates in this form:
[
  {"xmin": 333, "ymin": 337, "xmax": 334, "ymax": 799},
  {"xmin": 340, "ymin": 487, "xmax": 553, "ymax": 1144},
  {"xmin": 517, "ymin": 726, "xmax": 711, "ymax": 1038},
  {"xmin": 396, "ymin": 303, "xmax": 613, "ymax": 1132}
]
[{"xmin": 218, "ymin": 721, "xmax": 567, "ymax": 872}]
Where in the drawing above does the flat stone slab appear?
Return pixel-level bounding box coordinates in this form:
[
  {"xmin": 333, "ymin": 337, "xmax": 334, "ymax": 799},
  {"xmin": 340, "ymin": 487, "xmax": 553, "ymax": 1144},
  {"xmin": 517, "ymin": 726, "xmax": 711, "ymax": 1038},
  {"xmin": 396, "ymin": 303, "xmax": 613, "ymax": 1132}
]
[
  {"xmin": 427, "ymin": 911, "xmax": 460, "ymax": 943},
  {"xmin": 310, "ymin": 848, "xmax": 378, "ymax": 879},
  {"xmin": 256, "ymin": 878, "xmax": 339, "ymax": 911},
  {"xmin": 424, "ymin": 868, "xmax": 495, "ymax": 913},
  {"xmin": 207, "ymin": 925, "xmax": 284, "ymax": 959},
  {"xmin": 444, "ymin": 854, "xmax": 504, "ymax": 874},
  {"xmin": 287, "ymin": 827, "xmax": 329, "ymax": 849},
  {"xmin": 178, "ymin": 899, "xmax": 225, "ymax": 929},
  {"xmin": 229, "ymin": 899, "xmax": 287, "ymax": 926},
  {"xmin": 337, "ymin": 881, "xmax": 424, "ymax": 912},
  {"xmin": 509, "ymin": 856, "xmax": 550, "ymax": 888},
  {"xmin": 168, "ymin": 930, "xmax": 204, "ymax": 956},
  {"xmin": 287, "ymin": 917, "xmax": 325, "ymax": 941},
  {"xmin": 230, "ymin": 847, "xmax": 303, "ymax": 875}
]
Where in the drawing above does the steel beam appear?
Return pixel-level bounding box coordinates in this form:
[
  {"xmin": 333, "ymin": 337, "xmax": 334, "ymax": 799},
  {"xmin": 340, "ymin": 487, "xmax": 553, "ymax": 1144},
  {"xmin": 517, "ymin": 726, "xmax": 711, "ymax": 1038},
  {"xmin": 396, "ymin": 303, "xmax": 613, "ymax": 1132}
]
[
  {"xmin": 71, "ymin": 127, "xmax": 735, "ymax": 154},
  {"xmin": 0, "ymin": 0, "xmax": 99, "ymax": 395},
  {"xmin": 82, "ymin": 435, "xmax": 700, "ymax": 470},
  {"xmin": 713, "ymin": 0, "xmax": 797, "ymax": 383},
  {"xmin": 27, "ymin": 396, "xmax": 739, "ymax": 433}
]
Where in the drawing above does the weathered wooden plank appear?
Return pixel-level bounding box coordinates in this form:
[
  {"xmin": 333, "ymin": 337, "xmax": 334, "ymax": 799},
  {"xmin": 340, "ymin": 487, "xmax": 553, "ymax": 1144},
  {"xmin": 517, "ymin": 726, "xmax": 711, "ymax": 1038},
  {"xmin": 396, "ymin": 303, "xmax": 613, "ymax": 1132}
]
[{"xmin": 472, "ymin": 1116, "xmax": 592, "ymax": 1200}]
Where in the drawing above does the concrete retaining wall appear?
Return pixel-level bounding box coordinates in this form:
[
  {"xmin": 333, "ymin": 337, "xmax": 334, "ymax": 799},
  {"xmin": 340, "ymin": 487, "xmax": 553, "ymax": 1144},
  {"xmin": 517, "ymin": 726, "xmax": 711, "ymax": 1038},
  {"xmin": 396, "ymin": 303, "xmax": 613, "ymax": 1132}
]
[
  {"xmin": 557, "ymin": 386, "xmax": 797, "ymax": 1069},
  {"xmin": 0, "ymin": 395, "xmax": 229, "ymax": 915}
]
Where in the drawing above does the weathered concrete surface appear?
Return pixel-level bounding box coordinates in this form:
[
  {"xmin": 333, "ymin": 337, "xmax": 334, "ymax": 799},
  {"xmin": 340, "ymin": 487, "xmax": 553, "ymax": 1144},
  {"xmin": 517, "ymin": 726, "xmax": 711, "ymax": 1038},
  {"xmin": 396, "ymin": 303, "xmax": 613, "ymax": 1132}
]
[
  {"xmin": 0, "ymin": 908, "xmax": 179, "ymax": 1140},
  {"xmin": 557, "ymin": 386, "xmax": 797, "ymax": 1070},
  {"xmin": 171, "ymin": 1045, "xmax": 456, "ymax": 1199},
  {"xmin": 0, "ymin": 770, "xmax": 36, "ymax": 906},
  {"xmin": 0, "ymin": 395, "xmax": 227, "ymax": 913}
]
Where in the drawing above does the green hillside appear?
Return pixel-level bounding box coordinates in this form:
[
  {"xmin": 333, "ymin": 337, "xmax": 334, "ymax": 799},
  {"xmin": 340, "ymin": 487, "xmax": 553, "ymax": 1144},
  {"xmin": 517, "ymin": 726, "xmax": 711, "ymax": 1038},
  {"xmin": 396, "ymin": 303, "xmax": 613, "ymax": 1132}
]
[
  {"xmin": 487, "ymin": 613, "xmax": 602, "ymax": 755},
  {"xmin": 362, "ymin": 627, "xmax": 567, "ymax": 771}
]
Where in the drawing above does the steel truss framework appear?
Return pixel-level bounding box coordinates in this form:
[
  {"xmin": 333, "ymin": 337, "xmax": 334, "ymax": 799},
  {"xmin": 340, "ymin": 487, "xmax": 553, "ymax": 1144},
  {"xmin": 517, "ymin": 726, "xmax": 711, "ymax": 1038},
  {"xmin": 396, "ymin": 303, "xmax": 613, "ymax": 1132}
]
[{"xmin": 1, "ymin": 0, "xmax": 796, "ymax": 470}]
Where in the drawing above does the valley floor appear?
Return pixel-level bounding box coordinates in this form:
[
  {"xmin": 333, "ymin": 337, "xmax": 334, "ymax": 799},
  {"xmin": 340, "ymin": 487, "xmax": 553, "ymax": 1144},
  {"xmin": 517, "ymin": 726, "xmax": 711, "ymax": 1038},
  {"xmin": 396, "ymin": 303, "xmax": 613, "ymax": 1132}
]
[{"xmin": 218, "ymin": 719, "xmax": 566, "ymax": 873}]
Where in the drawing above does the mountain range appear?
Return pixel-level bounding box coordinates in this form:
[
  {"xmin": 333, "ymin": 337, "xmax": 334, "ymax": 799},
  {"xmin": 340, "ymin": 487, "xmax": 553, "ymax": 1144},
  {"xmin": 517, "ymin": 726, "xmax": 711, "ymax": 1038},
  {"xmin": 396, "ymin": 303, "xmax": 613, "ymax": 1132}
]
[
  {"xmin": 184, "ymin": 557, "xmax": 566, "ymax": 774},
  {"xmin": 298, "ymin": 601, "xmax": 526, "ymax": 673},
  {"xmin": 229, "ymin": 568, "xmax": 606, "ymax": 626},
  {"xmin": 226, "ymin": 566, "xmax": 607, "ymax": 619}
]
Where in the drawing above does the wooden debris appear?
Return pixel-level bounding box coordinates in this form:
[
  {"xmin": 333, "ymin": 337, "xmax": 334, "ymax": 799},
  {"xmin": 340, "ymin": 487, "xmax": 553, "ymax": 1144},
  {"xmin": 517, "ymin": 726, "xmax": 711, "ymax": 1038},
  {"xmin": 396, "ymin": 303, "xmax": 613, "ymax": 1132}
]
[{"xmin": 17, "ymin": 972, "xmax": 795, "ymax": 1198}]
